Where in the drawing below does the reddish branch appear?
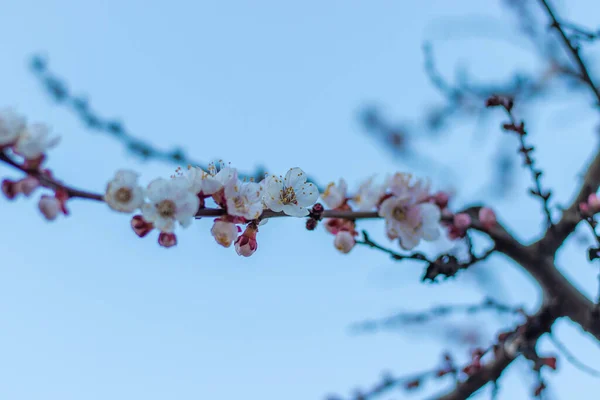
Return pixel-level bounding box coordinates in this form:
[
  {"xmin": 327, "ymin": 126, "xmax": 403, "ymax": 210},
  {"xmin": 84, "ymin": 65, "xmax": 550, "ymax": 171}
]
[
  {"xmin": 0, "ymin": 151, "xmax": 102, "ymax": 201},
  {"xmin": 0, "ymin": 150, "xmax": 378, "ymax": 220},
  {"xmin": 486, "ymin": 96, "xmax": 554, "ymax": 228}
]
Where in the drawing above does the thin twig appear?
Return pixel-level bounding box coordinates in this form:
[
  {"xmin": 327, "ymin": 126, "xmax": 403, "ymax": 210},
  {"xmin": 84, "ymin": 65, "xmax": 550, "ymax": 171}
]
[
  {"xmin": 29, "ymin": 55, "xmax": 323, "ymax": 190},
  {"xmin": 486, "ymin": 96, "xmax": 554, "ymax": 228},
  {"xmin": 548, "ymin": 333, "xmax": 600, "ymax": 377},
  {"xmin": 350, "ymin": 297, "xmax": 524, "ymax": 333},
  {"xmin": 559, "ymin": 21, "xmax": 600, "ymax": 42},
  {"xmin": 355, "ymin": 230, "xmax": 429, "ymax": 262},
  {"xmin": 538, "ymin": 0, "xmax": 600, "ymax": 106},
  {"xmin": 0, "ymin": 151, "xmax": 103, "ymax": 201}
]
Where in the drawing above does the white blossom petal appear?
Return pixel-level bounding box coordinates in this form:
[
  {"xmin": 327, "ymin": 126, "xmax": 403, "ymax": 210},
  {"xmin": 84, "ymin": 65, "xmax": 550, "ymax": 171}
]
[
  {"xmin": 225, "ymin": 174, "xmax": 265, "ymax": 220},
  {"xmin": 0, "ymin": 108, "xmax": 26, "ymax": 146},
  {"xmin": 14, "ymin": 123, "xmax": 60, "ymax": 160},
  {"xmin": 146, "ymin": 178, "xmax": 172, "ymax": 203},
  {"xmin": 420, "ymin": 203, "xmax": 441, "ymax": 241},
  {"xmin": 282, "ymin": 203, "xmax": 309, "ymax": 217},
  {"xmin": 144, "ymin": 177, "xmax": 200, "ymax": 232},
  {"xmin": 105, "ymin": 169, "xmax": 144, "ymax": 213},
  {"xmin": 154, "ymin": 216, "xmax": 175, "ymax": 233},
  {"xmin": 284, "ymin": 167, "xmax": 307, "ymax": 190},
  {"xmin": 397, "ymin": 226, "xmax": 421, "ymax": 250},
  {"xmin": 296, "ymin": 182, "xmax": 319, "ymax": 207}
]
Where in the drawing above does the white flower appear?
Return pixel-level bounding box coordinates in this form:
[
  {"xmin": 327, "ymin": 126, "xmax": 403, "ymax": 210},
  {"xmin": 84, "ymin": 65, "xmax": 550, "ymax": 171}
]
[
  {"xmin": 334, "ymin": 231, "xmax": 356, "ymax": 254},
  {"xmin": 388, "ymin": 173, "xmax": 431, "ymax": 203},
  {"xmin": 379, "ymin": 195, "xmax": 440, "ymax": 250},
  {"xmin": 263, "ymin": 167, "xmax": 319, "ymax": 217},
  {"xmin": 211, "ymin": 220, "xmax": 239, "ymax": 247},
  {"xmin": 142, "ymin": 177, "xmax": 200, "ymax": 232},
  {"xmin": 14, "ymin": 123, "xmax": 60, "ymax": 160},
  {"xmin": 104, "ymin": 170, "xmax": 145, "ymax": 213},
  {"xmin": 353, "ymin": 175, "xmax": 387, "ymax": 210},
  {"xmin": 321, "ymin": 179, "xmax": 347, "ymax": 209},
  {"xmin": 0, "ymin": 108, "xmax": 26, "ymax": 147},
  {"xmin": 224, "ymin": 173, "xmax": 264, "ymax": 220},
  {"xmin": 184, "ymin": 162, "xmax": 235, "ymax": 195}
]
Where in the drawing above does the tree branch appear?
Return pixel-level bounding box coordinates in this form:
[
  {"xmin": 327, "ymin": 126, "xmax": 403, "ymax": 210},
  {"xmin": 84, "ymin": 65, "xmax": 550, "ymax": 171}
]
[
  {"xmin": 538, "ymin": 0, "xmax": 600, "ymax": 106},
  {"xmin": 457, "ymin": 202, "xmax": 600, "ymax": 342},
  {"xmin": 436, "ymin": 306, "xmax": 556, "ymax": 400},
  {"xmin": 506, "ymin": 238, "xmax": 600, "ymax": 341},
  {"xmin": 0, "ymin": 152, "xmax": 103, "ymax": 201},
  {"xmin": 538, "ymin": 149, "xmax": 600, "ymax": 254},
  {"xmin": 534, "ymin": 0, "xmax": 600, "ymax": 255},
  {"xmin": 350, "ymin": 298, "xmax": 523, "ymax": 334},
  {"xmin": 29, "ymin": 56, "xmax": 324, "ymax": 189},
  {"xmin": 436, "ymin": 355, "xmax": 513, "ymax": 400}
]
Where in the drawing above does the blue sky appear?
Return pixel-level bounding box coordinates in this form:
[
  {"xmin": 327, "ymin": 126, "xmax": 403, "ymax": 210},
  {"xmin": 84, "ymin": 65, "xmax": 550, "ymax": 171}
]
[{"xmin": 1, "ymin": 0, "xmax": 600, "ymax": 399}]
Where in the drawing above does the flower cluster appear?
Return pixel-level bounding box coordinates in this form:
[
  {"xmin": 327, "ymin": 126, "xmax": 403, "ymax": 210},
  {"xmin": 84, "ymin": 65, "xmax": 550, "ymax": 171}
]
[
  {"xmin": 1, "ymin": 108, "xmax": 499, "ymax": 257},
  {"xmin": 316, "ymin": 173, "xmax": 498, "ymax": 254},
  {"xmin": 104, "ymin": 162, "xmax": 320, "ymax": 253},
  {"xmin": 0, "ymin": 108, "xmax": 67, "ymax": 220},
  {"xmin": 317, "ymin": 173, "xmax": 444, "ymax": 253},
  {"xmin": 0, "ymin": 108, "xmax": 59, "ymax": 166}
]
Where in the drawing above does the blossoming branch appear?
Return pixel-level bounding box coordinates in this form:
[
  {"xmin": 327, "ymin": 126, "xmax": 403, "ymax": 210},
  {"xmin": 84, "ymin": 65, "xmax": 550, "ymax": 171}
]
[{"xmin": 0, "ymin": 108, "xmax": 497, "ymax": 257}]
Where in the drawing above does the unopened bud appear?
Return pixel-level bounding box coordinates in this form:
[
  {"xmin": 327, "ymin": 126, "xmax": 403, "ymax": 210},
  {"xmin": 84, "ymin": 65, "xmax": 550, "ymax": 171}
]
[
  {"xmin": 38, "ymin": 195, "xmax": 60, "ymax": 221},
  {"xmin": 334, "ymin": 231, "xmax": 356, "ymax": 254},
  {"xmin": 158, "ymin": 232, "xmax": 177, "ymax": 248}
]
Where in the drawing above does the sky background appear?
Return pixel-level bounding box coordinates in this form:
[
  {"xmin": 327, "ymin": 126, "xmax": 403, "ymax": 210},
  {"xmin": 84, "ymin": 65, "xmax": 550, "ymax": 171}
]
[{"xmin": 1, "ymin": 0, "xmax": 600, "ymax": 399}]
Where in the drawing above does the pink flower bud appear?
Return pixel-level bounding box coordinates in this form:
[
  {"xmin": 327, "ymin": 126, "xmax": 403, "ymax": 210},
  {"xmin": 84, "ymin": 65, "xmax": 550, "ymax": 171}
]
[
  {"xmin": 131, "ymin": 215, "xmax": 153, "ymax": 238},
  {"xmin": 235, "ymin": 225, "xmax": 258, "ymax": 257},
  {"xmin": 211, "ymin": 220, "xmax": 238, "ymax": 248},
  {"xmin": 580, "ymin": 202, "xmax": 590, "ymax": 213},
  {"xmin": 433, "ymin": 191, "xmax": 450, "ymax": 209},
  {"xmin": 453, "ymin": 213, "xmax": 471, "ymax": 230},
  {"xmin": 588, "ymin": 193, "xmax": 600, "ymax": 213},
  {"xmin": 324, "ymin": 218, "xmax": 342, "ymax": 235},
  {"xmin": 38, "ymin": 195, "xmax": 60, "ymax": 221},
  {"xmin": 478, "ymin": 207, "xmax": 497, "ymax": 230},
  {"xmin": 16, "ymin": 176, "xmax": 40, "ymax": 197},
  {"xmin": 334, "ymin": 231, "xmax": 355, "ymax": 254},
  {"xmin": 324, "ymin": 218, "xmax": 356, "ymax": 236},
  {"xmin": 1, "ymin": 179, "xmax": 19, "ymax": 200},
  {"xmin": 447, "ymin": 225, "xmax": 463, "ymax": 240},
  {"xmin": 158, "ymin": 232, "xmax": 177, "ymax": 248}
]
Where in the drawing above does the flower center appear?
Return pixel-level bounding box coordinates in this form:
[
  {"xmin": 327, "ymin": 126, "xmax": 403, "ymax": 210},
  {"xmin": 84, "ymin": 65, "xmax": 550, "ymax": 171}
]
[
  {"xmin": 115, "ymin": 187, "xmax": 132, "ymax": 203},
  {"xmin": 157, "ymin": 199, "xmax": 176, "ymax": 218},
  {"xmin": 233, "ymin": 196, "xmax": 245, "ymax": 210},
  {"xmin": 281, "ymin": 187, "xmax": 297, "ymax": 205},
  {"xmin": 216, "ymin": 233, "xmax": 229, "ymax": 245},
  {"xmin": 392, "ymin": 206, "xmax": 406, "ymax": 221}
]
